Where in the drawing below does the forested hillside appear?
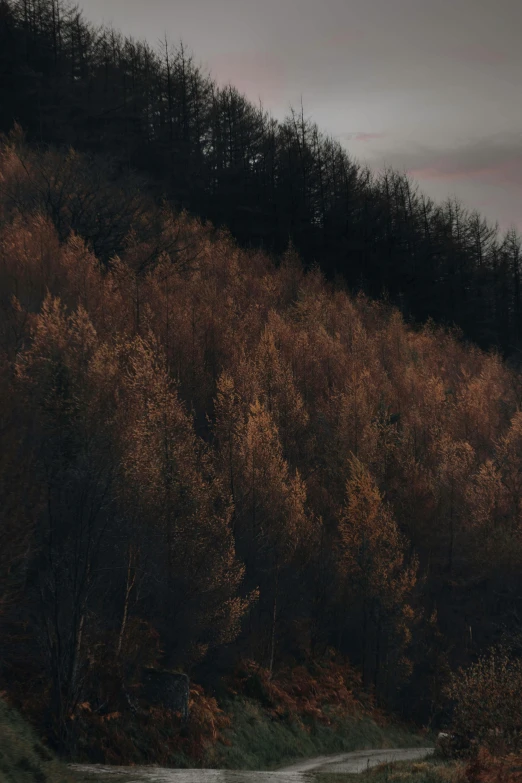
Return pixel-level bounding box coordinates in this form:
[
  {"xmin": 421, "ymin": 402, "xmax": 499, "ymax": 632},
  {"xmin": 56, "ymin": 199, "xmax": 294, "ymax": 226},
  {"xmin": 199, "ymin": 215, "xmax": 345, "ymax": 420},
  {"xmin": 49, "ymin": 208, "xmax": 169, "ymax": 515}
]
[
  {"xmin": 2, "ymin": 0, "xmax": 522, "ymax": 766},
  {"xmin": 1, "ymin": 0, "xmax": 522, "ymax": 357},
  {"xmin": 1, "ymin": 128, "xmax": 522, "ymax": 760}
]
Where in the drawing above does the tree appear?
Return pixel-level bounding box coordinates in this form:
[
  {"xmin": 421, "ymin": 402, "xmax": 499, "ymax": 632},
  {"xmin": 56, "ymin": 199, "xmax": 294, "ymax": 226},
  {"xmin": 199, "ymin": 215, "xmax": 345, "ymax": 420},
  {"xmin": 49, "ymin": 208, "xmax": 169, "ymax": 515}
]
[
  {"xmin": 446, "ymin": 646, "xmax": 522, "ymax": 753},
  {"xmin": 116, "ymin": 334, "xmax": 248, "ymax": 668},
  {"xmin": 433, "ymin": 436, "xmax": 475, "ymax": 574},
  {"xmin": 213, "ymin": 370, "xmax": 311, "ymax": 669},
  {"xmin": 338, "ymin": 456, "xmax": 417, "ymax": 698},
  {"xmin": 15, "ymin": 295, "xmax": 118, "ymax": 748}
]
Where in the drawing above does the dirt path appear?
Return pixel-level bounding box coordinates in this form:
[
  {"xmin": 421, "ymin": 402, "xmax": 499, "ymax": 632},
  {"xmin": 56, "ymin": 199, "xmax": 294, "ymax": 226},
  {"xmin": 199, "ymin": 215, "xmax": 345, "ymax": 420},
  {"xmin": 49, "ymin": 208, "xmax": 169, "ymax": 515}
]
[
  {"xmin": 280, "ymin": 746, "xmax": 434, "ymax": 774},
  {"xmin": 71, "ymin": 746, "xmax": 434, "ymax": 782}
]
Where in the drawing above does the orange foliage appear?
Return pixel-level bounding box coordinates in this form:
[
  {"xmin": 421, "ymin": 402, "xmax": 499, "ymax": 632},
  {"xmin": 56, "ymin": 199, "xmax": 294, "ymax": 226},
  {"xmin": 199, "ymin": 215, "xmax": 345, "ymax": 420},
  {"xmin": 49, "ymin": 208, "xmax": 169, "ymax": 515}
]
[
  {"xmin": 70, "ymin": 681, "xmax": 230, "ymax": 766},
  {"xmin": 464, "ymin": 748, "xmax": 522, "ymax": 783},
  {"xmin": 229, "ymin": 655, "xmax": 381, "ymax": 730},
  {"xmin": 2, "ymin": 136, "xmax": 522, "ymax": 753},
  {"xmin": 446, "ymin": 648, "xmax": 522, "ymax": 755}
]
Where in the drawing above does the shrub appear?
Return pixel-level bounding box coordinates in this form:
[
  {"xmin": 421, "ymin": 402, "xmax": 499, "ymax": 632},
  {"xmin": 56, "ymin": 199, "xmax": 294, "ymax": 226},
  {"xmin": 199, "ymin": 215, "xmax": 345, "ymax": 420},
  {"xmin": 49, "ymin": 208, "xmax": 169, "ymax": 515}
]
[{"xmin": 446, "ymin": 648, "xmax": 522, "ymax": 755}]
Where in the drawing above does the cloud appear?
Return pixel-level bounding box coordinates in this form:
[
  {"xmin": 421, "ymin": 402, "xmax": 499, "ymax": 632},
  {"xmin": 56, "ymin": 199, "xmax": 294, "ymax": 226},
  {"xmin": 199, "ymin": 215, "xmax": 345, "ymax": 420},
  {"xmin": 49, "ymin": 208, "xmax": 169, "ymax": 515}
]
[
  {"xmin": 349, "ymin": 132, "xmax": 522, "ymax": 234},
  {"xmin": 205, "ymin": 51, "xmax": 287, "ymax": 105},
  {"xmin": 327, "ymin": 30, "xmax": 365, "ymax": 47},
  {"xmin": 369, "ymin": 133, "xmax": 522, "ymax": 187},
  {"xmin": 340, "ymin": 131, "xmax": 387, "ymax": 142},
  {"xmin": 443, "ymin": 44, "xmax": 506, "ymax": 66},
  {"xmin": 408, "ymin": 159, "xmax": 522, "ymax": 186}
]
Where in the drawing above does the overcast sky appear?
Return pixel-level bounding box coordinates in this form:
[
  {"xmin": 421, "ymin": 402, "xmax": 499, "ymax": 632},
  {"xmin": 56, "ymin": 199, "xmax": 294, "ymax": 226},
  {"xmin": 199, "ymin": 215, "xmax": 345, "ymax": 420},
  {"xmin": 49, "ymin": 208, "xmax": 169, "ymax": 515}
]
[{"xmin": 80, "ymin": 0, "xmax": 522, "ymax": 235}]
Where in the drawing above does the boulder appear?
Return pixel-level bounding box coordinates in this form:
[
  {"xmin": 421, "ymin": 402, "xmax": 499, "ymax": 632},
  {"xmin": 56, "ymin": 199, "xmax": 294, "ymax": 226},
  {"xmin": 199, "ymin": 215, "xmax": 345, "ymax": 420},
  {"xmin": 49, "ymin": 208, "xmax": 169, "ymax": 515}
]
[{"xmin": 141, "ymin": 668, "xmax": 190, "ymax": 722}]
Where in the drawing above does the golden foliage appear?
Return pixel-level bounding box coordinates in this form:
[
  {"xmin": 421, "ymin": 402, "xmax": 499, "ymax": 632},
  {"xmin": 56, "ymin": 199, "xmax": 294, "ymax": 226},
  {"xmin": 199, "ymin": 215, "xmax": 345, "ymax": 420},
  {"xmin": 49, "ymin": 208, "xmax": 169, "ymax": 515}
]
[
  {"xmin": 229, "ymin": 654, "xmax": 376, "ymax": 729},
  {"xmin": 446, "ymin": 648, "xmax": 522, "ymax": 754},
  {"xmin": 2, "ymin": 137, "xmax": 522, "ymax": 759}
]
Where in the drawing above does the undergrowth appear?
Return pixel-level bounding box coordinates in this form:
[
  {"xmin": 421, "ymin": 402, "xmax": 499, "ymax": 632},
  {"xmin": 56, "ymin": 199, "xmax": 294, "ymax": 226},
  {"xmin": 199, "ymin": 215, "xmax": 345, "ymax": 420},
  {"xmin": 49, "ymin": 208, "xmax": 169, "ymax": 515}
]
[
  {"xmin": 314, "ymin": 750, "xmax": 522, "ymax": 783},
  {"xmin": 1, "ymin": 656, "xmax": 428, "ymax": 775},
  {"xmin": 215, "ymin": 698, "xmax": 427, "ymax": 770},
  {"xmin": 0, "ymin": 695, "xmax": 77, "ymax": 783},
  {"xmin": 71, "ymin": 656, "xmax": 429, "ymax": 769},
  {"xmin": 209, "ymin": 658, "xmax": 428, "ymax": 770},
  {"xmin": 315, "ymin": 757, "xmax": 463, "ymax": 783}
]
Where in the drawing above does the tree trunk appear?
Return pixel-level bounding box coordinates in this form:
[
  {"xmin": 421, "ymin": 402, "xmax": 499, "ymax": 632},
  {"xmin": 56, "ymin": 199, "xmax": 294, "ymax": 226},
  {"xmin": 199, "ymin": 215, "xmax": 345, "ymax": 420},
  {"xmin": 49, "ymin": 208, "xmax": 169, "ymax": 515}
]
[
  {"xmin": 268, "ymin": 567, "xmax": 279, "ymax": 678},
  {"xmin": 117, "ymin": 544, "xmax": 137, "ymax": 658}
]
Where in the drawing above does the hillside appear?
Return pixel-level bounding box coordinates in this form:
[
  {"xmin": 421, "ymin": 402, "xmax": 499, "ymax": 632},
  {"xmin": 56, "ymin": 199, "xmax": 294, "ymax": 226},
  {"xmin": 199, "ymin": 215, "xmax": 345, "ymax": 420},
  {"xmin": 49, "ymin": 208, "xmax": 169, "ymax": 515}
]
[{"xmin": 0, "ymin": 126, "xmax": 522, "ymax": 764}]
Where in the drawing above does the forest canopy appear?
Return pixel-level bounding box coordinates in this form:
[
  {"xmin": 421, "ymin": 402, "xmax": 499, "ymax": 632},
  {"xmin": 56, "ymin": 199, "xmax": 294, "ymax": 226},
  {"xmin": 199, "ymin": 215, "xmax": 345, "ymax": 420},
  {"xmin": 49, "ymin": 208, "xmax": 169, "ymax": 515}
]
[
  {"xmin": 1, "ymin": 129, "xmax": 522, "ymax": 754},
  {"xmin": 2, "ymin": 0, "xmax": 522, "ymax": 761},
  {"xmin": 1, "ymin": 0, "xmax": 521, "ymax": 359}
]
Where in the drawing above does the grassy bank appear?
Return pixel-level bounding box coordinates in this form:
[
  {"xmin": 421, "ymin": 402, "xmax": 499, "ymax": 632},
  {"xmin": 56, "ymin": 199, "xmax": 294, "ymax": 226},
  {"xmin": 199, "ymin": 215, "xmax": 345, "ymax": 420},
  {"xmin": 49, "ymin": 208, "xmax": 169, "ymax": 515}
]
[
  {"xmin": 314, "ymin": 757, "xmax": 463, "ymax": 783},
  {"xmin": 64, "ymin": 657, "xmax": 428, "ymax": 770},
  {"xmin": 0, "ymin": 688, "xmax": 428, "ymax": 780},
  {"xmin": 0, "ymin": 696, "xmax": 78, "ymax": 783},
  {"xmin": 0, "ymin": 657, "xmax": 429, "ymax": 778},
  {"xmin": 212, "ymin": 697, "xmax": 428, "ymax": 770},
  {"xmin": 207, "ymin": 658, "xmax": 430, "ymax": 770}
]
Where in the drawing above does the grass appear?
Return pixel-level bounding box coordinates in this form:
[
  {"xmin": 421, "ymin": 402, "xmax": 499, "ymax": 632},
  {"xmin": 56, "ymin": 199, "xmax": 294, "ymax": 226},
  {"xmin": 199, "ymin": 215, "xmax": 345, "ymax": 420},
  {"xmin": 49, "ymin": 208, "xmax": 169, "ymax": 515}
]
[
  {"xmin": 0, "ymin": 695, "xmax": 79, "ymax": 783},
  {"xmin": 0, "ymin": 680, "xmax": 431, "ymax": 779},
  {"xmin": 314, "ymin": 757, "xmax": 463, "ymax": 783},
  {"xmin": 0, "ymin": 693, "xmax": 142, "ymax": 783},
  {"xmin": 210, "ymin": 695, "xmax": 430, "ymax": 770}
]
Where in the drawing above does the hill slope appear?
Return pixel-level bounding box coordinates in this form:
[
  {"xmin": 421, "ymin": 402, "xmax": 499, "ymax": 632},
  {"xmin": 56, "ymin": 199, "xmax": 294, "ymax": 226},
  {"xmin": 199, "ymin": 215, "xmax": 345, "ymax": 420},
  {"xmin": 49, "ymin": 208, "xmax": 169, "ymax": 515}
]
[
  {"xmin": 0, "ymin": 696, "xmax": 78, "ymax": 783},
  {"xmin": 1, "ymin": 0, "xmax": 521, "ymax": 356},
  {"xmin": 0, "ymin": 133, "xmax": 521, "ymax": 760}
]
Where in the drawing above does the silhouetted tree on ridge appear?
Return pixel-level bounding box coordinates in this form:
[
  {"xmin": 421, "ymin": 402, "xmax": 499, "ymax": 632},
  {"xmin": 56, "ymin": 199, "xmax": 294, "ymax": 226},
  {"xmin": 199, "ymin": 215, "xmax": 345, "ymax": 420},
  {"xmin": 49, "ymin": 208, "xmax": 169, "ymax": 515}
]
[{"xmin": 1, "ymin": 0, "xmax": 522, "ymax": 358}]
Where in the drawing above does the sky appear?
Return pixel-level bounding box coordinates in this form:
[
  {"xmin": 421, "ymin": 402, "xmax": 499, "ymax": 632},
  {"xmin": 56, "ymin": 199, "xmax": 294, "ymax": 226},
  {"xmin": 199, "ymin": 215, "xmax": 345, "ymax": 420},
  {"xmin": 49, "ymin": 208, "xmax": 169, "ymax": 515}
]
[{"xmin": 80, "ymin": 0, "xmax": 522, "ymax": 236}]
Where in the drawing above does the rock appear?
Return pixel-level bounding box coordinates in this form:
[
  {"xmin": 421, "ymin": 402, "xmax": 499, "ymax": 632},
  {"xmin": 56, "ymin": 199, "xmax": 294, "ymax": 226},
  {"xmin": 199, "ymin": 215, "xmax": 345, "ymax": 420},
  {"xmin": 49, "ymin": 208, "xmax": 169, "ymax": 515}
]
[{"xmin": 141, "ymin": 668, "xmax": 190, "ymax": 722}]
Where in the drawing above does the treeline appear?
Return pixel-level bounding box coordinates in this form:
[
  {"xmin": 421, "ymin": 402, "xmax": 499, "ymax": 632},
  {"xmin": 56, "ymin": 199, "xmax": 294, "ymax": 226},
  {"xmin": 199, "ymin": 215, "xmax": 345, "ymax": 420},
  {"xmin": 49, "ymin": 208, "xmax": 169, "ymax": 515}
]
[
  {"xmin": 1, "ymin": 133, "xmax": 522, "ymax": 753},
  {"xmin": 1, "ymin": 0, "xmax": 522, "ymax": 357}
]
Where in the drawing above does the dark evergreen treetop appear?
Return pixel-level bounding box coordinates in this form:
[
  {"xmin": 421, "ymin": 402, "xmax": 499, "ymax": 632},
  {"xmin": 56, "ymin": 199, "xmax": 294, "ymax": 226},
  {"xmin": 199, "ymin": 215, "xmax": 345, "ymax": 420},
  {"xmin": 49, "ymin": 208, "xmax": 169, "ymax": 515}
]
[{"xmin": 1, "ymin": 0, "xmax": 521, "ymax": 359}]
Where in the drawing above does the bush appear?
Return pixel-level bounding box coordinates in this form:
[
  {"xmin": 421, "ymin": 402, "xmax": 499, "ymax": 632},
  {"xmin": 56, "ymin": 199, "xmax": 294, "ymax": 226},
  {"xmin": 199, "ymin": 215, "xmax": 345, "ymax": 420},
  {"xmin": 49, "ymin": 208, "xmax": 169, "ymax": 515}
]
[{"xmin": 445, "ymin": 647, "xmax": 522, "ymax": 755}]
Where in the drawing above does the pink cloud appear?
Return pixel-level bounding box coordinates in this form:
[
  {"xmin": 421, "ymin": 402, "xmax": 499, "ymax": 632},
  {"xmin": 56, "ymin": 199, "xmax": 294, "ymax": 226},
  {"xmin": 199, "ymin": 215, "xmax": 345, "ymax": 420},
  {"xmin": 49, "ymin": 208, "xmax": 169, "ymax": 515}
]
[
  {"xmin": 206, "ymin": 51, "xmax": 287, "ymax": 105},
  {"xmin": 341, "ymin": 131, "xmax": 387, "ymax": 142},
  {"xmin": 443, "ymin": 44, "xmax": 506, "ymax": 66},
  {"xmin": 408, "ymin": 158, "xmax": 522, "ymax": 187},
  {"xmin": 353, "ymin": 132, "xmax": 386, "ymax": 141},
  {"xmin": 328, "ymin": 30, "xmax": 364, "ymax": 47},
  {"xmin": 408, "ymin": 165, "xmax": 484, "ymax": 181}
]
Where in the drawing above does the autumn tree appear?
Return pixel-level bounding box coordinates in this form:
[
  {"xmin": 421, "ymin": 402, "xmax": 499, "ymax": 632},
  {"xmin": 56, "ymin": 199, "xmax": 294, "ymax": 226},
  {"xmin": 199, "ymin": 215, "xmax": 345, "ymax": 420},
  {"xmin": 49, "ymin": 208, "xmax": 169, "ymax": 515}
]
[
  {"xmin": 2, "ymin": 121, "xmax": 522, "ymax": 743},
  {"xmin": 213, "ymin": 370, "xmax": 312, "ymax": 669},
  {"xmin": 446, "ymin": 646, "xmax": 522, "ymax": 753},
  {"xmin": 14, "ymin": 295, "xmax": 119, "ymax": 748},
  {"xmin": 338, "ymin": 456, "xmax": 417, "ymax": 698},
  {"xmin": 3, "ymin": 0, "xmax": 522, "ymax": 355},
  {"xmin": 116, "ymin": 335, "xmax": 248, "ymax": 669},
  {"xmin": 433, "ymin": 436, "xmax": 475, "ymax": 575}
]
